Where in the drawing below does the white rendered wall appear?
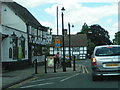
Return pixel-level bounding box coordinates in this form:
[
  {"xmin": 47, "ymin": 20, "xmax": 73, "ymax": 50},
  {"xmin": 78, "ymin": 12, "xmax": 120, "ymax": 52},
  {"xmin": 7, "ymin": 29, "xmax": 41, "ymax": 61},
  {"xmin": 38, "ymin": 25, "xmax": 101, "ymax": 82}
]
[
  {"xmin": 1, "ymin": 4, "xmax": 27, "ymax": 32},
  {"xmin": 1, "ymin": 37, "xmax": 11, "ymax": 61},
  {"xmin": 1, "ymin": 26, "xmax": 28, "ymax": 62},
  {"xmin": 0, "ymin": 25, "xmax": 2, "ymax": 33}
]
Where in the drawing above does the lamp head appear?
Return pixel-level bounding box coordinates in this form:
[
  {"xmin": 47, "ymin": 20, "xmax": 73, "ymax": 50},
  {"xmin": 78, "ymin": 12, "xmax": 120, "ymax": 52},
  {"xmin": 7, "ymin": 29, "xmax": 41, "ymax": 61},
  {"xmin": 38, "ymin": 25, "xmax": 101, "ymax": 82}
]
[
  {"xmin": 61, "ymin": 7, "xmax": 65, "ymax": 11},
  {"xmin": 72, "ymin": 25, "xmax": 74, "ymax": 27}
]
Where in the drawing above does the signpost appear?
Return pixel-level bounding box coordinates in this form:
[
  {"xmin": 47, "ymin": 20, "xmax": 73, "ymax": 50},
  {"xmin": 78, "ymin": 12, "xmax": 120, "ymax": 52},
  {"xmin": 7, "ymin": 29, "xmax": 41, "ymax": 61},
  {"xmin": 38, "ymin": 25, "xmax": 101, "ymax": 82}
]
[{"xmin": 54, "ymin": 36, "xmax": 60, "ymax": 48}]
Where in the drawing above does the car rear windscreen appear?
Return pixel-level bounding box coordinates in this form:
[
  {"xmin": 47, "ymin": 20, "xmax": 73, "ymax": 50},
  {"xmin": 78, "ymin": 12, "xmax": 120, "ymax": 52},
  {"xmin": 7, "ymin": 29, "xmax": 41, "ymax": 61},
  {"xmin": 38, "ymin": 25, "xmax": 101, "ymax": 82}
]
[{"xmin": 95, "ymin": 47, "xmax": 120, "ymax": 56}]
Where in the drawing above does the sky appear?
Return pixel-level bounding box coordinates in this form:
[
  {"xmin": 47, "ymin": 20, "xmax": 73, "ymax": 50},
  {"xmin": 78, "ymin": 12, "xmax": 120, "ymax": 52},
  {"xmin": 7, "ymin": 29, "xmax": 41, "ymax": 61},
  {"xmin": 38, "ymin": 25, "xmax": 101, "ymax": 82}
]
[{"xmin": 13, "ymin": 0, "xmax": 119, "ymax": 41}]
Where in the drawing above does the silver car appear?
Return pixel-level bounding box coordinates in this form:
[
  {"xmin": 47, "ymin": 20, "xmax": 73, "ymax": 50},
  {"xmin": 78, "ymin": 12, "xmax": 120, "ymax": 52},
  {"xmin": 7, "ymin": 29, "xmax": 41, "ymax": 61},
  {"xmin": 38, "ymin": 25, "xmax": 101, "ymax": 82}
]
[{"xmin": 91, "ymin": 45, "xmax": 120, "ymax": 81}]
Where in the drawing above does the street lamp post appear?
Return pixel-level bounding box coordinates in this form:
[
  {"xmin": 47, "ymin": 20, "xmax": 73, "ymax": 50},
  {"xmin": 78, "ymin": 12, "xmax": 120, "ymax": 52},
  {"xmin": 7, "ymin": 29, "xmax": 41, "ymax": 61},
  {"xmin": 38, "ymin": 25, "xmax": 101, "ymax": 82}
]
[
  {"xmin": 56, "ymin": 5, "xmax": 64, "ymax": 52},
  {"xmin": 56, "ymin": 6, "xmax": 59, "ymax": 52},
  {"xmin": 68, "ymin": 23, "xmax": 74, "ymax": 67},
  {"xmin": 61, "ymin": 7, "xmax": 66, "ymax": 72},
  {"xmin": 56, "ymin": 6, "xmax": 59, "ymax": 36},
  {"xmin": 56, "ymin": 5, "xmax": 64, "ymax": 36}
]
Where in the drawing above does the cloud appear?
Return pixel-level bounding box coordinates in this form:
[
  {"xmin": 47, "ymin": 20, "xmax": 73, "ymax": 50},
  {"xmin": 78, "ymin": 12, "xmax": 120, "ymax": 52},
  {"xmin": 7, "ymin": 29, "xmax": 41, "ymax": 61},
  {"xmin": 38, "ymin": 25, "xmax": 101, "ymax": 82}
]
[
  {"xmin": 106, "ymin": 19, "xmax": 112, "ymax": 23},
  {"xmin": 13, "ymin": 0, "xmax": 118, "ymax": 39},
  {"xmin": 14, "ymin": 0, "xmax": 119, "ymax": 8},
  {"xmin": 107, "ymin": 22, "xmax": 118, "ymax": 40},
  {"xmin": 39, "ymin": 21, "xmax": 58, "ymax": 35},
  {"xmin": 40, "ymin": 21, "xmax": 53, "ymax": 28},
  {"xmin": 14, "ymin": 0, "xmax": 47, "ymax": 7},
  {"xmin": 45, "ymin": 2, "xmax": 118, "ymax": 35}
]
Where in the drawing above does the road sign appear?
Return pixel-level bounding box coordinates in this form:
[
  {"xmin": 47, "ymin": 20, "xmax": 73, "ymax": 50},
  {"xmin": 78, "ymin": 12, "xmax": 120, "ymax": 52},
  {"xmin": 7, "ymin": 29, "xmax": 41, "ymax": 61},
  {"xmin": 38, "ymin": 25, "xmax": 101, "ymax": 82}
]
[{"xmin": 54, "ymin": 36, "xmax": 60, "ymax": 48}]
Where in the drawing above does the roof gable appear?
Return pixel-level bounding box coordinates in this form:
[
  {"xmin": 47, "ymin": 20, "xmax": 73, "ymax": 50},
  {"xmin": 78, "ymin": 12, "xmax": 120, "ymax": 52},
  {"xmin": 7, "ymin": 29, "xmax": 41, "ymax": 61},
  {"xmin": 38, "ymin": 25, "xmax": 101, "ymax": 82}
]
[
  {"xmin": 4, "ymin": 2, "xmax": 42, "ymax": 28},
  {"xmin": 51, "ymin": 34, "xmax": 88, "ymax": 47}
]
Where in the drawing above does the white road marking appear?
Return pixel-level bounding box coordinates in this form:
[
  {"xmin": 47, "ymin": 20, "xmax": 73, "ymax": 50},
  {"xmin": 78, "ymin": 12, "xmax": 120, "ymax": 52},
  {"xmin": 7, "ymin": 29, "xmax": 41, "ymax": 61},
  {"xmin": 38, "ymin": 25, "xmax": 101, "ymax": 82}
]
[
  {"xmin": 31, "ymin": 76, "xmax": 68, "ymax": 83},
  {"xmin": 20, "ymin": 82, "xmax": 54, "ymax": 88},
  {"xmin": 60, "ymin": 73, "xmax": 80, "ymax": 82},
  {"xmin": 83, "ymin": 65, "xmax": 89, "ymax": 74},
  {"xmin": 8, "ymin": 77, "xmax": 37, "ymax": 88},
  {"xmin": 82, "ymin": 65, "xmax": 85, "ymax": 73}
]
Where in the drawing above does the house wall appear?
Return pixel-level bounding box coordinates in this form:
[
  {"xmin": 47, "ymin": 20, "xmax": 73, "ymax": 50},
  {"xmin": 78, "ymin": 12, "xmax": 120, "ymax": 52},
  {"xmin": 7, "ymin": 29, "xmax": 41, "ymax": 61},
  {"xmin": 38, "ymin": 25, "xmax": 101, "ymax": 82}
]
[
  {"xmin": 50, "ymin": 46, "xmax": 87, "ymax": 59},
  {"xmin": 1, "ymin": 25, "xmax": 28, "ymax": 62},
  {"xmin": 2, "ymin": 37, "xmax": 10, "ymax": 61},
  {"xmin": 28, "ymin": 26, "xmax": 48, "ymax": 63},
  {"xmin": 1, "ymin": 3, "xmax": 28, "ymax": 62},
  {"xmin": 1, "ymin": 4, "xmax": 26, "ymax": 32},
  {"xmin": 0, "ymin": 25, "xmax": 1, "ymax": 61},
  {"xmin": 46, "ymin": 32, "xmax": 52, "ymax": 44},
  {"xmin": 0, "ymin": 2, "xmax": 2, "ymax": 24}
]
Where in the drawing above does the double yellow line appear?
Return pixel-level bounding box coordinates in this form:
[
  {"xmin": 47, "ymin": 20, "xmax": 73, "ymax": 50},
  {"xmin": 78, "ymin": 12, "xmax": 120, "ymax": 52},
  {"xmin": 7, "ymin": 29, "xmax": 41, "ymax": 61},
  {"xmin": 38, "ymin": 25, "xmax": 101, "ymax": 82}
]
[{"xmin": 81, "ymin": 65, "xmax": 89, "ymax": 74}]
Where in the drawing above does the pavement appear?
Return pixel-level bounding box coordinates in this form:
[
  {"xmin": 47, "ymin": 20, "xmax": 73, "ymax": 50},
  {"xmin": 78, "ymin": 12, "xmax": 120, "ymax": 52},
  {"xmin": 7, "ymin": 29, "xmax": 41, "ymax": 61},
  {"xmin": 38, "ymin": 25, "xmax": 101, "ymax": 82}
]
[{"xmin": 1, "ymin": 63, "xmax": 82, "ymax": 89}]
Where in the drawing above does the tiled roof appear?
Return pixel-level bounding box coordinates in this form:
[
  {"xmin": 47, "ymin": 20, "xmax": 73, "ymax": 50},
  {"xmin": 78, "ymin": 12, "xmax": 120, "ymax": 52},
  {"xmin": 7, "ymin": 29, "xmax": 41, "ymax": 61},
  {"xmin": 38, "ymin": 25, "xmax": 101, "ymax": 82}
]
[
  {"xmin": 4, "ymin": 2, "xmax": 46, "ymax": 29},
  {"xmin": 50, "ymin": 34, "xmax": 88, "ymax": 47}
]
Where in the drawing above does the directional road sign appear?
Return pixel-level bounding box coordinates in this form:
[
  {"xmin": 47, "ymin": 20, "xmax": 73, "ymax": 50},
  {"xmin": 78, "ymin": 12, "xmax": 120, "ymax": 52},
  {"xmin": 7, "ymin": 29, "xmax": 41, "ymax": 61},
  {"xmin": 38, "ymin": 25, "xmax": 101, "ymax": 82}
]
[{"xmin": 54, "ymin": 36, "xmax": 60, "ymax": 48}]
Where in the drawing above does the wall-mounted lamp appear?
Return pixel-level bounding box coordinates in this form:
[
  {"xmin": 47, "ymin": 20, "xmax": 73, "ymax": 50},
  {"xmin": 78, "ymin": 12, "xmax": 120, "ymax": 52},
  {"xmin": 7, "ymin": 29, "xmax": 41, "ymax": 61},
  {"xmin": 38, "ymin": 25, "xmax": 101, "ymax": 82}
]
[
  {"xmin": 4, "ymin": 8, "xmax": 7, "ymax": 12},
  {"xmin": 20, "ymin": 35, "xmax": 25, "ymax": 41},
  {"xmin": 10, "ymin": 32, "xmax": 17, "ymax": 44}
]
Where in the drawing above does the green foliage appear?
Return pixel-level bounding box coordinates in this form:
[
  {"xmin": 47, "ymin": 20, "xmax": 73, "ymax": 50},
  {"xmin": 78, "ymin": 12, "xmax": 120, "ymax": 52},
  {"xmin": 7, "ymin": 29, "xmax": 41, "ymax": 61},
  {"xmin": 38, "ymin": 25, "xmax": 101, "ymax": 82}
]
[
  {"xmin": 113, "ymin": 31, "xmax": 120, "ymax": 45},
  {"xmin": 87, "ymin": 39, "xmax": 95, "ymax": 55},
  {"xmin": 80, "ymin": 23, "xmax": 112, "ymax": 55},
  {"xmin": 87, "ymin": 24, "xmax": 112, "ymax": 46},
  {"xmin": 81, "ymin": 23, "xmax": 89, "ymax": 34}
]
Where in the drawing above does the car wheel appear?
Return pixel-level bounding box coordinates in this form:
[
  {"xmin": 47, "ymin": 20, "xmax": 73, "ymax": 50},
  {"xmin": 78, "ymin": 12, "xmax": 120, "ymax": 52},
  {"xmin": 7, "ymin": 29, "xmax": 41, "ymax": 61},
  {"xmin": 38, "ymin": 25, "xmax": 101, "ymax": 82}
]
[
  {"xmin": 92, "ymin": 72, "xmax": 98, "ymax": 81},
  {"xmin": 92, "ymin": 75, "xmax": 98, "ymax": 81}
]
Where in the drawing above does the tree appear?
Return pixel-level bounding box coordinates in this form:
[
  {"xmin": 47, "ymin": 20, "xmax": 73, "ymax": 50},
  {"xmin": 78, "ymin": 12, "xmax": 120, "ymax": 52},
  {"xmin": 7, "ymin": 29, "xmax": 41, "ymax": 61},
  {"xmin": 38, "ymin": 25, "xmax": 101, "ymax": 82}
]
[
  {"xmin": 87, "ymin": 39, "xmax": 95, "ymax": 56},
  {"xmin": 113, "ymin": 31, "xmax": 120, "ymax": 45},
  {"xmin": 81, "ymin": 23, "xmax": 89, "ymax": 34},
  {"xmin": 87, "ymin": 24, "xmax": 112, "ymax": 46}
]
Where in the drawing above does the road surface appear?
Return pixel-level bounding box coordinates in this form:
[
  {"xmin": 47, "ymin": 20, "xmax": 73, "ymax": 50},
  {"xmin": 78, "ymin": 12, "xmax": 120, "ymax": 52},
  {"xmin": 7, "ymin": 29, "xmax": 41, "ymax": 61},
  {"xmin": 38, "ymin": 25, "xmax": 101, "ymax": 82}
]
[{"xmin": 8, "ymin": 59, "xmax": 120, "ymax": 89}]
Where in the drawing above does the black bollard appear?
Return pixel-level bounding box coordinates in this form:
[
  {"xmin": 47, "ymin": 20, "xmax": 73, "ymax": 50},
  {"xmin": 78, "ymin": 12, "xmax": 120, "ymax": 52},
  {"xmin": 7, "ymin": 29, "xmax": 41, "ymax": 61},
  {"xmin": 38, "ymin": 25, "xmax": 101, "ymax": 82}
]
[
  {"xmin": 35, "ymin": 59, "xmax": 38, "ymax": 74},
  {"xmin": 45, "ymin": 55, "xmax": 47, "ymax": 73},
  {"xmin": 54, "ymin": 57, "xmax": 56, "ymax": 73},
  {"xmin": 73, "ymin": 55, "xmax": 76, "ymax": 71}
]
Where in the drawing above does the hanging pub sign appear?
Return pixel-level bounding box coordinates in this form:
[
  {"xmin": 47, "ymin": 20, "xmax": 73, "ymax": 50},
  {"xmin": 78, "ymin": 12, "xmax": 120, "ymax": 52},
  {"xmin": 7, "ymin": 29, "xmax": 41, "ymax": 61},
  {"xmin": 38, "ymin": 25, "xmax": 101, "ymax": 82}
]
[{"xmin": 18, "ymin": 47, "xmax": 22, "ymax": 60}]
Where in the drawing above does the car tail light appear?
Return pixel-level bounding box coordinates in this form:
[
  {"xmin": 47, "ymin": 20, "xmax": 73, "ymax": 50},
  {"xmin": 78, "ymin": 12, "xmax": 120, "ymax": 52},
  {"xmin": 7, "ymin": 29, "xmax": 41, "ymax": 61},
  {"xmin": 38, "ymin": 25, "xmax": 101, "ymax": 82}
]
[
  {"xmin": 106, "ymin": 47, "xmax": 113, "ymax": 48},
  {"xmin": 92, "ymin": 58, "xmax": 97, "ymax": 65}
]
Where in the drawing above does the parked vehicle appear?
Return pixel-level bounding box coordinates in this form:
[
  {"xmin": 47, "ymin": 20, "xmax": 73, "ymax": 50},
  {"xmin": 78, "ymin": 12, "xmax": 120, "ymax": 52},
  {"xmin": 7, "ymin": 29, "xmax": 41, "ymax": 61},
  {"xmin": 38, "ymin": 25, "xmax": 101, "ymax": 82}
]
[{"xmin": 91, "ymin": 45, "xmax": 120, "ymax": 81}]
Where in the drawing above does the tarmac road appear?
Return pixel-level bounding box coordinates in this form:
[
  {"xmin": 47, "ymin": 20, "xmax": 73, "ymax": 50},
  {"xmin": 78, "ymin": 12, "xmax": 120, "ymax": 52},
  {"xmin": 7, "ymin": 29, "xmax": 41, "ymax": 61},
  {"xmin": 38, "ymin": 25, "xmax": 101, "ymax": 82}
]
[{"xmin": 8, "ymin": 59, "xmax": 120, "ymax": 89}]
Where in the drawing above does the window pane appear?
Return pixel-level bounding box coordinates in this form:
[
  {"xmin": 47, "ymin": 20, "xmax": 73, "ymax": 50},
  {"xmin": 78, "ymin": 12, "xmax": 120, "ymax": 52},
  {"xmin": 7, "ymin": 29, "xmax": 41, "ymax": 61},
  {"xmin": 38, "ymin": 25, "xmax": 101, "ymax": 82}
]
[
  {"xmin": 66, "ymin": 47, "xmax": 69, "ymax": 50},
  {"xmin": 9, "ymin": 47, "xmax": 12, "ymax": 58},
  {"xmin": 54, "ymin": 51, "xmax": 57, "ymax": 54},
  {"xmin": 84, "ymin": 47, "xmax": 87, "ymax": 50},
  {"xmin": 80, "ymin": 51, "xmax": 83, "ymax": 54},
  {"xmin": 65, "ymin": 51, "xmax": 69, "ymax": 54},
  {"xmin": 84, "ymin": 51, "xmax": 87, "ymax": 54},
  {"xmin": 80, "ymin": 47, "xmax": 83, "ymax": 50},
  {"xmin": 50, "ymin": 47, "xmax": 53, "ymax": 50},
  {"xmin": 50, "ymin": 51, "xmax": 53, "ymax": 54}
]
